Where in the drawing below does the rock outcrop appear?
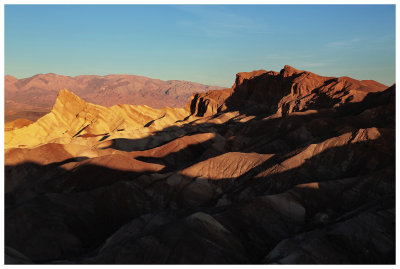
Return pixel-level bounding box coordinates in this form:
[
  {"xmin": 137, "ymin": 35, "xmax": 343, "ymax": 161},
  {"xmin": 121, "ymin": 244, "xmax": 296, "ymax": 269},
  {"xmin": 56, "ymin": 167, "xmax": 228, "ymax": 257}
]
[
  {"xmin": 188, "ymin": 65, "xmax": 388, "ymax": 117},
  {"xmin": 5, "ymin": 89, "xmax": 191, "ymax": 149}
]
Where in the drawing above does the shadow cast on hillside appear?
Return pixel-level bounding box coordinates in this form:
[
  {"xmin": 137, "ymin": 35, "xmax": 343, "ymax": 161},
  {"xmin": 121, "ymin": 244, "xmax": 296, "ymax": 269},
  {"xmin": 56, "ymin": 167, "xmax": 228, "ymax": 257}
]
[
  {"xmin": 5, "ymin": 130, "xmax": 395, "ymax": 264},
  {"xmin": 220, "ymin": 70, "xmax": 315, "ymax": 116},
  {"xmin": 4, "ymin": 85, "xmax": 395, "ymax": 264},
  {"xmin": 98, "ymin": 85, "xmax": 394, "ymax": 157}
]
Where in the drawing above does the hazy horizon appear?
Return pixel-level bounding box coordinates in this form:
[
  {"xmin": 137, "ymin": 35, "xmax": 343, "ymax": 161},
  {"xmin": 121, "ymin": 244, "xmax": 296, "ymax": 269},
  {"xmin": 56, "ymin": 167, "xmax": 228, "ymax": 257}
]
[{"xmin": 5, "ymin": 4, "xmax": 396, "ymax": 87}]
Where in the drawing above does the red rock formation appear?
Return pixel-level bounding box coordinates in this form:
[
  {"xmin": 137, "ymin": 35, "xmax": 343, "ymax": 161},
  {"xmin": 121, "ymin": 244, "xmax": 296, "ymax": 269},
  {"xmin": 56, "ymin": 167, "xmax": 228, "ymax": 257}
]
[{"xmin": 188, "ymin": 65, "xmax": 388, "ymax": 117}]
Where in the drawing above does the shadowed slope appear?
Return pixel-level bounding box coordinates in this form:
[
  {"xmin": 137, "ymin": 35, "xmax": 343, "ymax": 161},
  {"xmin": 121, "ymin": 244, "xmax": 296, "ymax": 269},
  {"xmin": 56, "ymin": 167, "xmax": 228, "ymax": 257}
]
[{"xmin": 188, "ymin": 65, "xmax": 388, "ymax": 117}]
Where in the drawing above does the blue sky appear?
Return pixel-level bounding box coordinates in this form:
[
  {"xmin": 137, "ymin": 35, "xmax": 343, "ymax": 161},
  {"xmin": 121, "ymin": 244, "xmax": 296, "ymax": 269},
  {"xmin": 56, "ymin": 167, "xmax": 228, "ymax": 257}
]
[{"xmin": 5, "ymin": 5, "xmax": 396, "ymax": 87}]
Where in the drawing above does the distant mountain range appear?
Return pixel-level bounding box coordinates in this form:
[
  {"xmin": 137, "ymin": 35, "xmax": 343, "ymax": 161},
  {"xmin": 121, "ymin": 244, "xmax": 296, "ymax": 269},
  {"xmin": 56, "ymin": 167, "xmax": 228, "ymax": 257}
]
[{"xmin": 4, "ymin": 73, "xmax": 224, "ymax": 122}]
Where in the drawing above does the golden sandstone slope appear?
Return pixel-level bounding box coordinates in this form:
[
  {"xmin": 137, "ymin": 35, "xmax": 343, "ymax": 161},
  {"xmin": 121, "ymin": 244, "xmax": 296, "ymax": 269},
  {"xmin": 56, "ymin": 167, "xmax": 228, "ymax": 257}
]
[
  {"xmin": 5, "ymin": 65, "xmax": 395, "ymax": 264},
  {"xmin": 5, "ymin": 89, "xmax": 190, "ymax": 149}
]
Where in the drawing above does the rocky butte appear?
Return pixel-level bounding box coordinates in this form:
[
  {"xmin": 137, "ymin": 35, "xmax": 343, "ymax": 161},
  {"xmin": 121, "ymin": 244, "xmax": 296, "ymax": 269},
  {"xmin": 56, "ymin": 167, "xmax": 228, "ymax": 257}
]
[{"xmin": 5, "ymin": 65, "xmax": 395, "ymax": 264}]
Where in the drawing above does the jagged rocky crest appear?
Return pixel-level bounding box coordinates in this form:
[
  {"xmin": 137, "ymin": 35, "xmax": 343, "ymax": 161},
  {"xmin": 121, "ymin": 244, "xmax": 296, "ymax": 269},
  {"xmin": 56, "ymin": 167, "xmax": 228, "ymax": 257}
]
[
  {"xmin": 187, "ymin": 65, "xmax": 387, "ymax": 117},
  {"xmin": 5, "ymin": 66, "xmax": 395, "ymax": 264}
]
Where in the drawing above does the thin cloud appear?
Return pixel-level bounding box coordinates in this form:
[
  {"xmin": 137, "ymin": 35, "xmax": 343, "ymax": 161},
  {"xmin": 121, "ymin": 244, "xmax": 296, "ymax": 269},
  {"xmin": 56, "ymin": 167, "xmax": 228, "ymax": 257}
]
[
  {"xmin": 300, "ymin": 62, "xmax": 328, "ymax": 68},
  {"xmin": 264, "ymin": 54, "xmax": 313, "ymax": 61},
  {"xmin": 326, "ymin": 38, "xmax": 361, "ymax": 48},
  {"xmin": 175, "ymin": 6, "xmax": 270, "ymax": 37}
]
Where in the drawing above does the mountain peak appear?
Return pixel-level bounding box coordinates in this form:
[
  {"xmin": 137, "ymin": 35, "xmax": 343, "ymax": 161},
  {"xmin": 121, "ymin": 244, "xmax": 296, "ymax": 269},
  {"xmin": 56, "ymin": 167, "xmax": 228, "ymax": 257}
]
[
  {"xmin": 57, "ymin": 88, "xmax": 83, "ymax": 102},
  {"xmin": 5, "ymin": 75, "xmax": 18, "ymax": 83},
  {"xmin": 235, "ymin": 69, "xmax": 268, "ymax": 86},
  {"xmin": 52, "ymin": 89, "xmax": 88, "ymax": 113},
  {"xmin": 280, "ymin": 65, "xmax": 303, "ymax": 77}
]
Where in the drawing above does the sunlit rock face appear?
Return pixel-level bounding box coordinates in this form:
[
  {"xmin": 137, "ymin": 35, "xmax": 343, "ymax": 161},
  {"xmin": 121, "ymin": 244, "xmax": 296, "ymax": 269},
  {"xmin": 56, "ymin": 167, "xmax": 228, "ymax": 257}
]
[
  {"xmin": 5, "ymin": 66, "xmax": 394, "ymax": 264},
  {"xmin": 188, "ymin": 65, "xmax": 388, "ymax": 117}
]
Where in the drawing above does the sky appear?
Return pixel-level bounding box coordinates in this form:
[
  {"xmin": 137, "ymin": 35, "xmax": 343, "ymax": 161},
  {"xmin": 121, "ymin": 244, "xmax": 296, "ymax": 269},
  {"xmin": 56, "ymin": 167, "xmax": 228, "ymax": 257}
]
[{"xmin": 4, "ymin": 4, "xmax": 396, "ymax": 87}]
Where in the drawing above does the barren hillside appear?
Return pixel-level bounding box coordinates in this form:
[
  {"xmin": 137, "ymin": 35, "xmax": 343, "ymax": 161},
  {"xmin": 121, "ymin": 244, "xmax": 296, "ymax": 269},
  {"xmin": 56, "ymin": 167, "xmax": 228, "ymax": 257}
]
[{"xmin": 5, "ymin": 65, "xmax": 394, "ymax": 264}]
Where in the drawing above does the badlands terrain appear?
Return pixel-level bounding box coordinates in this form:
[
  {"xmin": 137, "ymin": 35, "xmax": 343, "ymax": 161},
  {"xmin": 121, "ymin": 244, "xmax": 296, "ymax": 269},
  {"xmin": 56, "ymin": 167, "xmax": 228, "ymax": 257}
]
[
  {"xmin": 5, "ymin": 73, "xmax": 223, "ymax": 122},
  {"xmin": 5, "ymin": 65, "xmax": 395, "ymax": 264}
]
